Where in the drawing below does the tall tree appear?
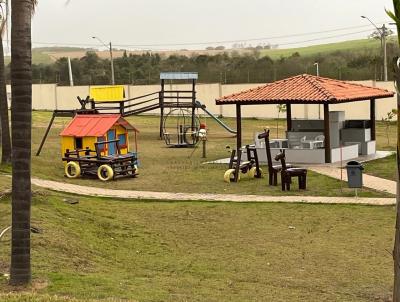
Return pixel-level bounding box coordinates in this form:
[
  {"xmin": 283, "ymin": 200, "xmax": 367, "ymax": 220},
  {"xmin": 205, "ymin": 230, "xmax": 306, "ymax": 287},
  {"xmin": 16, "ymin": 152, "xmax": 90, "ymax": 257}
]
[
  {"xmin": 0, "ymin": 0, "xmax": 11, "ymax": 163},
  {"xmin": 386, "ymin": 1, "xmax": 400, "ymax": 300},
  {"xmin": 9, "ymin": 0, "xmax": 35, "ymax": 285}
]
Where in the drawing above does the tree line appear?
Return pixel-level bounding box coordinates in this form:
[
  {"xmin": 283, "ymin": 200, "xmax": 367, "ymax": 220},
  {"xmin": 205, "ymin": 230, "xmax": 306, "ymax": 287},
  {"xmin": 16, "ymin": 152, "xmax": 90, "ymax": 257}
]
[{"xmin": 22, "ymin": 41, "xmax": 400, "ymax": 86}]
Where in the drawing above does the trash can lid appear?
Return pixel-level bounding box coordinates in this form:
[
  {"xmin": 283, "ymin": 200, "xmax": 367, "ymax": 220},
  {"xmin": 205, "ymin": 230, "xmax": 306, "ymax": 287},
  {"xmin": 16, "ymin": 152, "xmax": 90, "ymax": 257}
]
[
  {"xmin": 346, "ymin": 160, "xmax": 364, "ymax": 170},
  {"xmin": 347, "ymin": 160, "xmax": 361, "ymax": 166}
]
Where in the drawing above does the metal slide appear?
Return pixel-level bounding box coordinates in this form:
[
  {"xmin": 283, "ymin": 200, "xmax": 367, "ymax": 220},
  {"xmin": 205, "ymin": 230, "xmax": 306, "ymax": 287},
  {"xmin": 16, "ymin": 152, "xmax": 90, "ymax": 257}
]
[{"xmin": 195, "ymin": 101, "xmax": 237, "ymax": 134}]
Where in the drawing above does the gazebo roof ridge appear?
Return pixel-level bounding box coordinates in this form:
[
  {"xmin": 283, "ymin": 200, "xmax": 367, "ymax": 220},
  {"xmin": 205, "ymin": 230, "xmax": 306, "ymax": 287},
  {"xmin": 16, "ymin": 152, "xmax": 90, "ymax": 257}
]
[
  {"xmin": 216, "ymin": 73, "xmax": 394, "ymax": 105},
  {"xmin": 303, "ymin": 74, "xmax": 336, "ymax": 101}
]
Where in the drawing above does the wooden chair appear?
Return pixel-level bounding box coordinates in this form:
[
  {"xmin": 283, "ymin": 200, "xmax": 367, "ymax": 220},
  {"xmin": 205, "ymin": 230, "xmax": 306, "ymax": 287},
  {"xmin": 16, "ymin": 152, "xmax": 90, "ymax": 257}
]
[
  {"xmin": 258, "ymin": 129, "xmax": 292, "ymax": 186},
  {"xmin": 274, "ymin": 150, "xmax": 307, "ymax": 191}
]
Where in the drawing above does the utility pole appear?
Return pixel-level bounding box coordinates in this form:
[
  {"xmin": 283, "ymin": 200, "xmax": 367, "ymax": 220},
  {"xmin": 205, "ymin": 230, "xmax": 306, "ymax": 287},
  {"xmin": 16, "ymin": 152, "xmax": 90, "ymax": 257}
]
[
  {"xmin": 109, "ymin": 42, "xmax": 115, "ymax": 85},
  {"xmin": 383, "ymin": 24, "xmax": 388, "ymax": 82},
  {"xmin": 92, "ymin": 36, "xmax": 115, "ymax": 85},
  {"xmin": 68, "ymin": 57, "xmax": 74, "ymax": 86},
  {"xmin": 361, "ymin": 16, "xmax": 388, "ymax": 81}
]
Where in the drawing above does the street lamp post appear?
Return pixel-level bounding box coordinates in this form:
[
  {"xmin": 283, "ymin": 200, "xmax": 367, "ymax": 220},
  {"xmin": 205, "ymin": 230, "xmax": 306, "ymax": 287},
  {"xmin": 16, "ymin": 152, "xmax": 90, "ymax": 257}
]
[
  {"xmin": 314, "ymin": 62, "xmax": 319, "ymax": 77},
  {"xmin": 361, "ymin": 16, "xmax": 388, "ymax": 81},
  {"xmin": 92, "ymin": 36, "xmax": 115, "ymax": 85}
]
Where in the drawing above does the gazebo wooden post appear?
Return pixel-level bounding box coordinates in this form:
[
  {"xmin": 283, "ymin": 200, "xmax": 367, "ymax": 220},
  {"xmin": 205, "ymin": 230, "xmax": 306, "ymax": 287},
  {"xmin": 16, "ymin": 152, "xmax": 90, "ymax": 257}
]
[
  {"xmin": 236, "ymin": 104, "xmax": 242, "ymax": 150},
  {"xmin": 323, "ymin": 103, "xmax": 331, "ymax": 163},
  {"xmin": 286, "ymin": 103, "xmax": 292, "ymax": 131},
  {"xmin": 370, "ymin": 98, "xmax": 376, "ymax": 141},
  {"xmin": 159, "ymin": 79, "xmax": 165, "ymax": 138}
]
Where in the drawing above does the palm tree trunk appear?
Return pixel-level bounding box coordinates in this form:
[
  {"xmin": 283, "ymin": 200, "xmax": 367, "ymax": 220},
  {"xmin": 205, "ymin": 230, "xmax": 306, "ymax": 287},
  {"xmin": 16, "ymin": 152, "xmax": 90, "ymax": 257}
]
[
  {"xmin": 0, "ymin": 36, "xmax": 12, "ymax": 164},
  {"xmin": 386, "ymin": 2, "xmax": 400, "ymax": 299},
  {"xmin": 395, "ymin": 63, "xmax": 400, "ymax": 301},
  {"xmin": 393, "ymin": 56, "xmax": 400, "ymax": 301},
  {"xmin": 9, "ymin": 0, "xmax": 33, "ymax": 286}
]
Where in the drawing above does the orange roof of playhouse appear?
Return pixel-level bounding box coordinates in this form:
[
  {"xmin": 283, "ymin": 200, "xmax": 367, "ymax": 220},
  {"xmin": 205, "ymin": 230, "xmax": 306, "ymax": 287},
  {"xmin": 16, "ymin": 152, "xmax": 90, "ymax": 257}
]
[
  {"xmin": 216, "ymin": 74, "xmax": 394, "ymax": 105},
  {"xmin": 60, "ymin": 114, "xmax": 138, "ymax": 137}
]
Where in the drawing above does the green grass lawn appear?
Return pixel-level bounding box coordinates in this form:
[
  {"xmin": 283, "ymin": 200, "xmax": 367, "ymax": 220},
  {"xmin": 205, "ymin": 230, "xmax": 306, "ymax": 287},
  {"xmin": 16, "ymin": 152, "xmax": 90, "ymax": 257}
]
[
  {"xmin": 376, "ymin": 122, "xmax": 397, "ymax": 152},
  {"xmin": 0, "ymin": 189, "xmax": 395, "ymax": 301},
  {"xmin": 260, "ymin": 38, "xmax": 385, "ymax": 59},
  {"xmin": 15, "ymin": 111, "xmax": 394, "ymax": 198},
  {"xmin": 363, "ymin": 154, "xmax": 397, "ymax": 182}
]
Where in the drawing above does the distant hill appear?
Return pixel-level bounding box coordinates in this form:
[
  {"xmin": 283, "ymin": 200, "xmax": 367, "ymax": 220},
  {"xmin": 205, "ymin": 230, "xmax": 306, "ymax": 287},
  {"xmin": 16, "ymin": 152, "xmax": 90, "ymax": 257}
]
[
  {"xmin": 260, "ymin": 38, "xmax": 392, "ymax": 59},
  {"xmin": 3, "ymin": 38, "xmax": 393, "ymax": 65},
  {"xmin": 4, "ymin": 46, "xmax": 251, "ymax": 65}
]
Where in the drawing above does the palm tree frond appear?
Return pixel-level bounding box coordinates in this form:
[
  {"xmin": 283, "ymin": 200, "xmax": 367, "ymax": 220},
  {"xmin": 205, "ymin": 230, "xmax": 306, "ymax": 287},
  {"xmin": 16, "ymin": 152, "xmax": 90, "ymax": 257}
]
[
  {"xmin": 386, "ymin": 8, "xmax": 400, "ymax": 24},
  {"xmin": 387, "ymin": 1, "xmax": 400, "ymax": 47},
  {"xmin": 31, "ymin": 0, "xmax": 37, "ymax": 15}
]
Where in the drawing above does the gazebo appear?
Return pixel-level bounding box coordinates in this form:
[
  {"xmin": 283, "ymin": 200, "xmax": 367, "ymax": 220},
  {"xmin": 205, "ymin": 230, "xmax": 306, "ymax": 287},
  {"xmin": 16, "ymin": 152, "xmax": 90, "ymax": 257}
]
[{"xmin": 216, "ymin": 74, "xmax": 394, "ymax": 163}]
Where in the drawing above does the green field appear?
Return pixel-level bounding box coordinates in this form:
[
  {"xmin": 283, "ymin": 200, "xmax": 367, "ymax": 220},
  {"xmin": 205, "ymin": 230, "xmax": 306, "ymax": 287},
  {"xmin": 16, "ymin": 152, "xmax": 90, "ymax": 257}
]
[
  {"xmin": 4, "ymin": 49, "xmax": 57, "ymax": 66},
  {"xmin": 260, "ymin": 38, "xmax": 386, "ymax": 59},
  {"xmin": 5, "ymin": 111, "xmax": 392, "ymax": 198},
  {"xmin": 0, "ymin": 189, "xmax": 396, "ymax": 301}
]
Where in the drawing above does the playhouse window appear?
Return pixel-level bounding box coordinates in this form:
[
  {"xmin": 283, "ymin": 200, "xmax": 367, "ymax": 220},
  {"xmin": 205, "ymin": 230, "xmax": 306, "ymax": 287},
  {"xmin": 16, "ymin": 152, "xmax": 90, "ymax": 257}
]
[
  {"xmin": 118, "ymin": 133, "xmax": 127, "ymax": 148},
  {"xmin": 97, "ymin": 136, "xmax": 107, "ymax": 152},
  {"xmin": 75, "ymin": 137, "xmax": 83, "ymax": 149}
]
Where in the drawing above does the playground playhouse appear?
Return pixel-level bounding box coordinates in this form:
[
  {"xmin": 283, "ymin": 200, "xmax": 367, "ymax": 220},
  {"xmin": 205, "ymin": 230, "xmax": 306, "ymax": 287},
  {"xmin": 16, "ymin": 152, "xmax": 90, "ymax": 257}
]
[
  {"xmin": 60, "ymin": 114, "xmax": 138, "ymax": 156},
  {"xmin": 60, "ymin": 114, "xmax": 140, "ymax": 181}
]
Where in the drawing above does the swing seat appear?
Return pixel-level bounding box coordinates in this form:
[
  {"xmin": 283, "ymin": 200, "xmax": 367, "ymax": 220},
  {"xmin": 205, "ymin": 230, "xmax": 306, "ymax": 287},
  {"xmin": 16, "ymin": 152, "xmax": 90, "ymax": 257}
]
[{"xmin": 162, "ymin": 108, "xmax": 201, "ymax": 148}]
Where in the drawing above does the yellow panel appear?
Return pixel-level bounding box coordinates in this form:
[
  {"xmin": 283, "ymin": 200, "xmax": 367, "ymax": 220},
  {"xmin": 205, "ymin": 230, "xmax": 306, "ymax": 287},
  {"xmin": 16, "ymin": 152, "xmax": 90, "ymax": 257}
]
[
  {"xmin": 61, "ymin": 136, "xmax": 75, "ymax": 156},
  {"xmin": 90, "ymin": 86, "xmax": 125, "ymax": 102},
  {"xmin": 114, "ymin": 125, "xmax": 125, "ymax": 135},
  {"xmin": 83, "ymin": 137, "xmax": 96, "ymax": 150}
]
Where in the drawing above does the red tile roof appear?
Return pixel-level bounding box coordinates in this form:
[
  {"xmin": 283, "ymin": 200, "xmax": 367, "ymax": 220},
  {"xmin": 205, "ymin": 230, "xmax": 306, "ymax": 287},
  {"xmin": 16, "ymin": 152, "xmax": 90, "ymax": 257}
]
[
  {"xmin": 60, "ymin": 114, "xmax": 138, "ymax": 137},
  {"xmin": 216, "ymin": 74, "xmax": 394, "ymax": 105}
]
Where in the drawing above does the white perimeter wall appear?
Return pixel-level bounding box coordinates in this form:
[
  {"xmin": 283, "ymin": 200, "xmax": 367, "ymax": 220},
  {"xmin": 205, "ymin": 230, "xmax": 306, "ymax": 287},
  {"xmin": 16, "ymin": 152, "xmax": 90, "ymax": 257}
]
[{"xmin": 9, "ymin": 80, "xmax": 397, "ymax": 120}]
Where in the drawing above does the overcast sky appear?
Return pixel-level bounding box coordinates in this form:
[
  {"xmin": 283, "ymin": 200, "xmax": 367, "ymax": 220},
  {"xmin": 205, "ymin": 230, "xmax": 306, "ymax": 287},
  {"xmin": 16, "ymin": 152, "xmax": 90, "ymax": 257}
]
[{"xmin": 28, "ymin": 0, "xmax": 395, "ymax": 51}]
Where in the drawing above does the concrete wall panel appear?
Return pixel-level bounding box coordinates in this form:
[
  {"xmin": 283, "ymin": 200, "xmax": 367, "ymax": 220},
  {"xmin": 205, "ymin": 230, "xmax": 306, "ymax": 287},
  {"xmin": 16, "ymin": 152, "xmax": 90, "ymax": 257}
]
[
  {"xmin": 26, "ymin": 81, "xmax": 397, "ymax": 120},
  {"xmin": 32, "ymin": 84, "xmax": 57, "ymax": 110},
  {"xmin": 56, "ymin": 86, "xmax": 89, "ymax": 110}
]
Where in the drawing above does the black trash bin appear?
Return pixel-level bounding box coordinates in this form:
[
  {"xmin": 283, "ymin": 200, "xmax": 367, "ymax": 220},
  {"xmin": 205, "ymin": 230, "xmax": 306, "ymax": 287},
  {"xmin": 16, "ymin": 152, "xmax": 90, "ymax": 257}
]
[{"xmin": 346, "ymin": 161, "xmax": 364, "ymax": 188}]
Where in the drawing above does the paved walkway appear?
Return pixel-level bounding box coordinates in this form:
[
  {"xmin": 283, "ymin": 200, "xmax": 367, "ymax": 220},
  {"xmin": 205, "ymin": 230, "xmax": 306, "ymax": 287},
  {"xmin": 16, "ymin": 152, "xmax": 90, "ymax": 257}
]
[
  {"xmin": 29, "ymin": 177, "xmax": 395, "ymax": 206},
  {"xmin": 309, "ymin": 166, "xmax": 397, "ymax": 195}
]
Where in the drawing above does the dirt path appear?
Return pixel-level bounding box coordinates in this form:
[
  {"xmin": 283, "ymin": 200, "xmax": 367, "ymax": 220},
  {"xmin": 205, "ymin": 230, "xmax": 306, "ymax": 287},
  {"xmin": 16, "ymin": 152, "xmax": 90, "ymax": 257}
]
[{"xmin": 27, "ymin": 177, "xmax": 395, "ymax": 206}]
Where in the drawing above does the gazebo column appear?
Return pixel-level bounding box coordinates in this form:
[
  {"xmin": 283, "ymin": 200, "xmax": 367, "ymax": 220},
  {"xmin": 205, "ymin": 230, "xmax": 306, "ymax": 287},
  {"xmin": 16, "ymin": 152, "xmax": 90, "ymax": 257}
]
[
  {"xmin": 370, "ymin": 98, "xmax": 376, "ymax": 141},
  {"xmin": 286, "ymin": 103, "xmax": 292, "ymax": 132},
  {"xmin": 236, "ymin": 104, "xmax": 242, "ymax": 150},
  {"xmin": 323, "ymin": 104, "xmax": 331, "ymax": 163}
]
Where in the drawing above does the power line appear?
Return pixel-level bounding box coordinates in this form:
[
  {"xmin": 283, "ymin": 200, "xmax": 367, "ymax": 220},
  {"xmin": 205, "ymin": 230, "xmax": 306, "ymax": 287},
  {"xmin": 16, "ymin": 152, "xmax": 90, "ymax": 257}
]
[
  {"xmin": 110, "ymin": 23, "xmax": 392, "ymax": 47},
  {"xmin": 278, "ymin": 29, "xmax": 375, "ymax": 46},
  {"xmin": 26, "ymin": 22, "xmax": 392, "ymax": 49}
]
